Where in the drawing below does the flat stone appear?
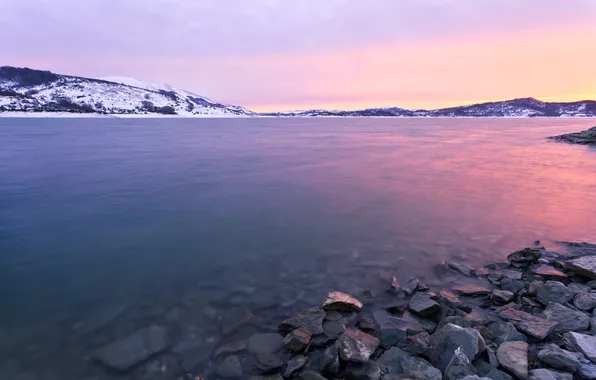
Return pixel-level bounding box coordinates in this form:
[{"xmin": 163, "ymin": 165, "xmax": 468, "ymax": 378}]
[
  {"xmin": 498, "ymin": 307, "xmax": 558, "ymax": 340},
  {"xmin": 403, "ymin": 278, "xmax": 420, "ymax": 295},
  {"xmin": 500, "ymin": 278, "xmax": 526, "ymax": 294},
  {"xmin": 93, "ymin": 325, "xmax": 170, "ymax": 370},
  {"xmin": 408, "ymin": 292, "xmax": 440, "ymax": 317},
  {"xmin": 529, "ymin": 368, "xmax": 573, "ymax": 380},
  {"xmin": 497, "ymin": 341, "xmax": 528, "ymax": 380},
  {"xmin": 284, "ymin": 355, "xmax": 307, "ymax": 378},
  {"xmin": 248, "ymin": 333, "xmax": 284, "ymax": 354},
  {"xmin": 377, "ymin": 347, "xmax": 441, "ymax": 380},
  {"xmin": 565, "ymin": 332, "xmax": 596, "ymax": 363},
  {"xmin": 222, "ymin": 307, "xmax": 255, "ymax": 334},
  {"xmin": 427, "ymin": 323, "xmax": 486, "ymax": 372},
  {"xmin": 537, "ymin": 281, "xmax": 573, "ymax": 306},
  {"xmin": 345, "ymin": 361, "xmax": 381, "ymax": 380},
  {"xmin": 448, "ymin": 261, "xmax": 475, "ymax": 277},
  {"xmin": 567, "ymin": 256, "xmax": 596, "ymax": 279},
  {"xmin": 322, "ymin": 291, "xmax": 362, "ymax": 311},
  {"xmin": 502, "ymin": 269, "xmax": 523, "ymax": 280},
  {"xmin": 256, "ymin": 353, "xmax": 284, "ymax": 373},
  {"xmin": 507, "ymin": 248, "xmax": 541, "ymax": 266},
  {"xmin": 575, "ymin": 293, "xmax": 596, "ymax": 311},
  {"xmin": 453, "ymin": 285, "xmax": 491, "ymax": 296},
  {"xmin": 568, "ymin": 283, "xmax": 591, "ymax": 295},
  {"xmin": 283, "ymin": 328, "xmax": 311, "ymax": 352},
  {"xmin": 537, "ymin": 344, "xmax": 581, "ymax": 372},
  {"xmin": 445, "ymin": 347, "xmax": 478, "ymax": 380},
  {"xmin": 336, "ymin": 328, "xmax": 380, "ymax": 363},
  {"xmin": 544, "ymin": 303, "xmax": 590, "ymax": 333},
  {"xmin": 214, "ymin": 340, "xmax": 248, "ymax": 357},
  {"xmin": 487, "ymin": 321, "xmax": 527, "ymax": 345},
  {"xmin": 493, "ymin": 290, "xmax": 514, "ymax": 303},
  {"xmin": 440, "ymin": 290, "xmax": 467, "ymax": 308},
  {"xmin": 217, "ymin": 355, "xmax": 243, "ymax": 378},
  {"xmin": 534, "ymin": 266, "xmax": 568, "ymax": 280},
  {"xmin": 279, "ymin": 307, "xmax": 325, "ymax": 335}
]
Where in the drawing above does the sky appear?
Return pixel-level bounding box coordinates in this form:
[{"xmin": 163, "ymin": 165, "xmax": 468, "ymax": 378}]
[{"xmin": 2, "ymin": 0, "xmax": 596, "ymax": 112}]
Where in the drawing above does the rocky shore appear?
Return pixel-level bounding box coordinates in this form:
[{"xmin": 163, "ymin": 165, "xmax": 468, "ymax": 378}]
[
  {"xmin": 549, "ymin": 126, "xmax": 596, "ymax": 145},
  {"xmin": 86, "ymin": 242, "xmax": 596, "ymax": 380}
]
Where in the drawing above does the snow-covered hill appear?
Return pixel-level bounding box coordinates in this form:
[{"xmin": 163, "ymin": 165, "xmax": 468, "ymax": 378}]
[{"xmin": 0, "ymin": 67, "xmax": 253, "ymax": 116}]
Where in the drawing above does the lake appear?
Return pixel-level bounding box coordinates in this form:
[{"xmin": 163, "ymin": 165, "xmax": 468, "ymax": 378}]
[{"xmin": 1, "ymin": 117, "xmax": 595, "ymax": 379}]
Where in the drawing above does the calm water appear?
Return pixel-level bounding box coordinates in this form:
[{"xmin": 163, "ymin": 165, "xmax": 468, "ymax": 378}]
[{"xmin": 1, "ymin": 117, "xmax": 596, "ymax": 379}]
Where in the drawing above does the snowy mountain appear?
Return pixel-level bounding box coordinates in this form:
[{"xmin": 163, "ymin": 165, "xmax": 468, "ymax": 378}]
[{"xmin": 0, "ymin": 66, "xmax": 253, "ymax": 116}]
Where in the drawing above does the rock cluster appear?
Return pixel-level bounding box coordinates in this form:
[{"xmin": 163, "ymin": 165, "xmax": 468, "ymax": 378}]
[{"xmin": 549, "ymin": 126, "xmax": 596, "ymax": 145}]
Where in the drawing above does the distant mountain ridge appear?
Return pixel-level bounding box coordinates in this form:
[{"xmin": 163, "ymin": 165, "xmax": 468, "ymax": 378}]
[{"xmin": 1, "ymin": 66, "xmax": 596, "ymax": 117}]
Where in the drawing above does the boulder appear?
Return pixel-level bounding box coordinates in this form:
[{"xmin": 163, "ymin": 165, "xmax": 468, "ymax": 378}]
[
  {"xmin": 454, "ymin": 285, "xmax": 492, "ymax": 296},
  {"xmin": 498, "ymin": 307, "xmax": 558, "ymax": 340},
  {"xmin": 217, "ymin": 355, "xmax": 243, "ymax": 378},
  {"xmin": 444, "ymin": 346, "xmax": 478, "ymax": 380},
  {"xmin": 574, "ymin": 293, "xmax": 596, "ymax": 311},
  {"xmin": 345, "ymin": 361, "xmax": 381, "ymax": 380},
  {"xmin": 284, "ymin": 355, "xmax": 307, "ymax": 378},
  {"xmin": 529, "ymin": 368, "xmax": 573, "ymax": 380},
  {"xmin": 537, "ymin": 344, "xmax": 580, "ymax": 372},
  {"xmin": 377, "ymin": 347, "xmax": 441, "ymax": 380},
  {"xmin": 408, "ymin": 292, "xmax": 440, "ymax": 317},
  {"xmin": 248, "ymin": 333, "xmax": 284, "ymax": 354},
  {"xmin": 222, "ymin": 307, "xmax": 255, "ymax": 334},
  {"xmin": 536, "ymin": 281, "xmax": 572, "ymax": 306},
  {"xmin": 497, "ymin": 341, "xmax": 528, "ymax": 380},
  {"xmin": 256, "ymin": 353, "xmax": 284, "ymax": 373},
  {"xmin": 567, "ymin": 256, "xmax": 596, "ymax": 279},
  {"xmin": 565, "ymin": 332, "xmax": 596, "ymax": 363},
  {"xmin": 544, "ymin": 303, "xmax": 590, "ymax": 333},
  {"xmin": 427, "ymin": 323, "xmax": 486, "ymax": 372},
  {"xmin": 93, "ymin": 325, "xmax": 171, "ymax": 371},
  {"xmin": 283, "ymin": 328, "xmax": 311, "ymax": 352},
  {"xmin": 336, "ymin": 328, "xmax": 380, "ymax": 363},
  {"xmin": 323, "ymin": 292, "xmax": 362, "ymax": 311},
  {"xmin": 279, "ymin": 307, "xmax": 325, "ymax": 335}
]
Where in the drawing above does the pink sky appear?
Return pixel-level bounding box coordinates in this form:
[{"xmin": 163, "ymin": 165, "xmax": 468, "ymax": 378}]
[{"xmin": 3, "ymin": 0, "xmax": 596, "ymax": 111}]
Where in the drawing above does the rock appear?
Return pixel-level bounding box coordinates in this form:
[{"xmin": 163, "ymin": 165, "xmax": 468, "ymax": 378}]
[
  {"xmin": 248, "ymin": 333, "xmax": 284, "ymax": 354},
  {"xmin": 336, "ymin": 328, "xmax": 380, "ymax": 363},
  {"xmin": 283, "ymin": 328, "xmax": 311, "ymax": 352},
  {"xmin": 497, "ymin": 341, "xmax": 528, "ymax": 380},
  {"xmin": 357, "ymin": 317, "xmax": 376, "ymax": 332},
  {"xmin": 345, "ymin": 361, "xmax": 381, "ymax": 380},
  {"xmin": 454, "ymin": 285, "xmax": 492, "ymax": 296},
  {"xmin": 568, "ymin": 283, "xmax": 591, "ymax": 295},
  {"xmin": 487, "ymin": 321, "xmax": 527, "ymax": 345},
  {"xmin": 381, "ymin": 272, "xmax": 401, "ymax": 293},
  {"xmin": 502, "ymin": 269, "xmax": 524, "ymax": 280},
  {"xmin": 493, "ymin": 289, "xmax": 514, "ymax": 303},
  {"xmin": 498, "ymin": 307, "xmax": 558, "ymax": 340},
  {"xmin": 508, "ymin": 248, "xmax": 541, "ymax": 266},
  {"xmin": 253, "ymin": 375, "xmax": 284, "ymax": 380},
  {"xmin": 500, "ymin": 278, "xmax": 526, "ymax": 294},
  {"xmin": 537, "ymin": 344, "xmax": 580, "ymax": 372},
  {"xmin": 132, "ymin": 352, "xmax": 182, "ymax": 380},
  {"xmin": 172, "ymin": 334, "xmax": 217, "ymax": 371},
  {"xmin": 578, "ymin": 359, "xmax": 596, "ymax": 379},
  {"xmin": 550, "ymin": 126, "xmax": 596, "ymax": 145},
  {"xmin": 528, "ymin": 281, "xmax": 544, "ymax": 296},
  {"xmin": 403, "ymin": 278, "xmax": 420, "ymax": 295},
  {"xmin": 378, "ymin": 316, "xmax": 424, "ymax": 348},
  {"xmin": 408, "ymin": 292, "xmax": 440, "ymax": 317},
  {"xmin": 325, "ymin": 310, "xmax": 342, "ymax": 321},
  {"xmin": 397, "ymin": 331, "xmax": 430, "ymax": 355},
  {"xmin": 445, "ymin": 346, "xmax": 478, "ymax": 380},
  {"xmin": 427, "ymin": 323, "xmax": 486, "ymax": 372},
  {"xmin": 462, "ymin": 376, "xmax": 493, "ymax": 380},
  {"xmin": 323, "ymin": 318, "xmax": 347, "ymax": 339},
  {"xmin": 322, "ymin": 291, "xmax": 362, "ymax": 311},
  {"xmin": 300, "ymin": 371, "xmax": 328, "ymax": 380},
  {"xmin": 215, "ymin": 340, "xmax": 248, "ymax": 357},
  {"xmin": 567, "ymin": 256, "xmax": 596, "ymax": 279},
  {"xmin": 536, "ymin": 281, "xmax": 573, "ymax": 306},
  {"xmin": 462, "ymin": 308, "xmax": 494, "ymax": 327},
  {"xmin": 256, "ymin": 353, "xmax": 284, "ymax": 373},
  {"xmin": 440, "ymin": 290, "xmax": 470, "ymax": 310},
  {"xmin": 565, "ymin": 332, "xmax": 596, "ymax": 363},
  {"xmin": 284, "ymin": 355, "xmax": 307, "ymax": 378},
  {"xmin": 377, "ymin": 347, "xmax": 441, "ymax": 380},
  {"xmin": 279, "ymin": 307, "xmax": 325, "ymax": 335},
  {"xmin": 319, "ymin": 345, "xmax": 340, "ymax": 374},
  {"xmin": 222, "ymin": 307, "xmax": 255, "ymax": 335},
  {"xmin": 217, "ymin": 355, "xmax": 243, "ymax": 378},
  {"xmin": 486, "ymin": 367, "xmax": 514, "ymax": 380},
  {"xmin": 529, "ymin": 368, "xmax": 573, "ymax": 380},
  {"xmin": 386, "ymin": 300, "xmax": 409, "ymax": 314},
  {"xmin": 534, "ymin": 266, "xmax": 568, "ymax": 280},
  {"xmin": 544, "ymin": 302, "xmax": 590, "ymax": 333},
  {"xmin": 93, "ymin": 325, "xmax": 171, "ymax": 371},
  {"xmin": 448, "ymin": 261, "xmax": 476, "ymax": 277},
  {"xmin": 574, "ymin": 293, "xmax": 596, "ymax": 311},
  {"xmin": 402, "ymin": 311, "xmax": 437, "ymax": 334}
]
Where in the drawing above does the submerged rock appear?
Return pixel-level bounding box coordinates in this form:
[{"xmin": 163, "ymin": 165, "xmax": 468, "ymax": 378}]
[
  {"xmin": 497, "ymin": 341, "xmax": 528, "ymax": 380},
  {"xmin": 323, "ymin": 291, "xmax": 363, "ymax": 311},
  {"xmin": 336, "ymin": 328, "xmax": 380, "ymax": 363},
  {"xmin": 222, "ymin": 307, "xmax": 255, "ymax": 335},
  {"xmin": 319, "ymin": 345, "xmax": 340, "ymax": 374},
  {"xmin": 279, "ymin": 307, "xmax": 325, "ymax": 335},
  {"xmin": 214, "ymin": 340, "xmax": 248, "ymax": 357},
  {"xmin": 217, "ymin": 355, "xmax": 243, "ymax": 378},
  {"xmin": 256, "ymin": 353, "xmax": 284, "ymax": 373}
]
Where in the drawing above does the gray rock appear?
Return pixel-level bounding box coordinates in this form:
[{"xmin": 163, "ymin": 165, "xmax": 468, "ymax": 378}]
[
  {"xmin": 569, "ymin": 282, "xmax": 591, "ymax": 294},
  {"xmin": 427, "ymin": 323, "xmax": 486, "ymax": 372},
  {"xmin": 500, "ymin": 278, "xmax": 526, "ymax": 294},
  {"xmin": 497, "ymin": 341, "xmax": 528, "ymax": 380},
  {"xmin": 284, "ymin": 355, "xmax": 307, "ymax": 378},
  {"xmin": 323, "ymin": 318, "xmax": 346, "ymax": 339},
  {"xmin": 284, "ymin": 327, "xmax": 311, "ymax": 352},
  {"xmin": 528, "ymin": 280, "xmax": 544, "ymax": 296},
  {"xmin": 397, "ymin": 331, "xmax": 430, "ymax": 355},
  {"xmin": 408, "ymin": 293, "xmax": 440, "ymax": 317},
  {"xmin": 93, "ymin": 325, "xmax": 170, "ymax": 371},
  {"xmin": 448, "ymin": 261, "xmax": 475, "ymax": 277},
  {"xmin": 462, "ymin": 376, "xmax": 493, "ymax": 380},
  {"xmin": 345, "ymin": 361, "xmax": 381, "ymax": 380},
  {"xmin": 402, "ymin": 310, "xmax": 437, "ymax": 333},
  {"xmin": 378, "ymin": 316, "xmax": 425, "ymax": 348},
  {"xmin": 537, "ymin": 281, "xmax": 573, "ymax": 306},
  {"xmin": 377, "ymin": 347, "xmax": 441, "ymax": 380},
  {"xmin": 403, "ymin": 278, "xmax": 421, "ymax": 295},
  {"xmin": 551, "ymin": 126, "xmax": 596, "ymax": 145},
  {"xmin": 507, "ymin": 248, "xmax": 541, "ymax": 266},
  {"xmin": 132, "ymin": 352, "xmax": 182, "ymax": 380},
  {"xmin": 248, "ymin": 333, "xmax": 284, "ymax": 354},
  {"xmin": 279, "ymin": 307, "xmax": 325, "ymax": 335},
  {"xmin": 222, "ymin": 307, "xmax": 255, "ymax": 334},
  {"xmin": 493, "ymin": 290, "xmax": 514, "ymax": 303},
  {"xmin": 322, "ymin": 291, "xmax": 363, "ymax": 311},
  {"xmin": 445, "ymin": 347, "xmax": 478, "ymax": 380},
  {"xmin": 440, "ymin": 290, "xmax": 469, "ymax": 310},
  {"xmin": 253, "ymin": 374, "xmax": 284, "ymax": 380},
  {"xmin": 578, "ymin": 359, "xmax": 596, "ymax": 379},
  {"xmin": 565, "ymin": 332, "xmax": 596, "ymax": 363},
  {"xmin": 215, "ymin": 340, "xmax": 248, "ymax": 357},
  {"xmin": 357, "ymin": 317, "xmax": 376, "ymax": 332},
  {"xmin": 336, "ymin": 328, "xmax": 380, "ymax": 363},
  {"xmin": 567, "ymin": 256, "xmax": 596, "ymax": 279},
  {"xmin": 544, "ymin": 303, "xmax": 590, "ymax": 333},
  {"xmin": 217, "ymin": 355, "xmax": 243, "ymax": 378},
  {"xmin": 534, "ymin": 266, "xmax": 568, "ymax": 280},
  {"xmin": 502, "ymin": 269, "xmax": 523, "ymax": 280},
  {"xmin": 454, "ymin": 285, "xmax": 491, "ymax": 296},
  {"xmin": 486, "ymin": 367, "xmax": 513, "ymax": 380},
  {"xmin": 325, "ymin": 310, "xmax": 342, "ymax": 321},
  {"xmin": 592, "ymin": 317, "xmax": 596, "ymax": 333},
  {"xmin": 319, "ymin": 345, "xmax": 340, "ymax": 374},
  {"xmin": 300, "ymin": 371, "xmax": 328, "ymax": 380},
  {"xmin": 537, "ymin": 344, "xmax": 580, "ymax": 372},
  {"xmin": 487, "ymin": 321, "xmax": 527, "ymax": 345},
  {"xmin": 575, "ymin": 293, "xmax": 596, "ymax": 311},
  {"xmin": 498, "ymin": 307, "xmax": 558, "ymax": 340},
  {"xmin": 529, "ymin": 368, "xmax": 573, "ymax": 380}
]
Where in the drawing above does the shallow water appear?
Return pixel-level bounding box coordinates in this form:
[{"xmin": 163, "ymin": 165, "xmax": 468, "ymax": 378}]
[{"xmin": 0, "ymin": 117, "xmax": 595, "ymax": 378}]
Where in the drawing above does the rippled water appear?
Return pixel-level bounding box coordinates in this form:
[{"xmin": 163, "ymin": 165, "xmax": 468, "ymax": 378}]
[{"xmin": 1, "ymin": 117, "xmax": 595, "ymax": 379}]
